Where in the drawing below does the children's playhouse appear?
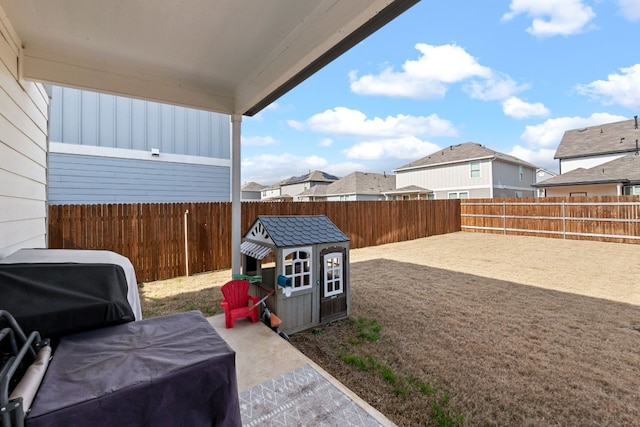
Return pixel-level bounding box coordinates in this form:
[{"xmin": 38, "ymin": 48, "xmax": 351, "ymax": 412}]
[{"xmin": 240, "ymin": 215, "xmax": 350, "ymax": 335}]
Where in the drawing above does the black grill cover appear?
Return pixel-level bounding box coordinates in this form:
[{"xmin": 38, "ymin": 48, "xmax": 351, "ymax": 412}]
[
  {"xmin": 0, "ymin": 263, "xmax": 134, "ymax": 339},
  {"xmin": 26, "ymin": 311, "xmax": 241, "ymax": 427}
]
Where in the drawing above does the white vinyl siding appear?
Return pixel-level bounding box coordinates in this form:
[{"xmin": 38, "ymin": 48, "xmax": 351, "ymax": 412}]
[
  {"xmin": 560, "ymin": 153, "xmax": 626, "ymax": 174},
  {"xmin": 0, "ymin": 20, "xmax": 49, "ymax": 257},
  {"xmin": 396, "ymin": 160, "xmax": 492, "ymax": 190}
]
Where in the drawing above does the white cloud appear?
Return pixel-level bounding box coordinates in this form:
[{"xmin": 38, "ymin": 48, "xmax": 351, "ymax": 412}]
[
  {"xmin": 318, "ymin": 138, "xmax": 334, "ymax": 147},
  {"xmin": 575, "ymin": 64, "xmax": 640, "ymax": 109},
  {"xmin": 519, "ymin": 113, "xmax": 629, "ymax": 150},
  {"xmin": 241, "ymin": 153, "xmax": 370, "ymax": 185},
  {"xmin": 507, "ymin": 113, "xmax": 627, "ymax": 171},
  {"xmin": 241, "ymin": 135, "xmax": 279, "ymax": 146},
  {"xmin": 323, "ymin": 161, "xmax": 367, "ymax": 177},
  {"xmin": 508, "ymin": 145, "xmax": 558, "ymax": 171},
  {"xmin": 288, "ymin": 107, "xmax": 457, "ymax": 139},
  {"xmin": 502, "ymin": 96, "xmax": 550, "ymax": 119},
  {"xmin": 618, "ymin": 0, "xmax": 640, "ymax": 21},
  {"xmin": 465, "ymin": 73, "xmax": 528, "ymax": 101},
  {"xmin": 241, "ymin": 153, "xmax": 329, "ymax": 185},
  {"xmin": 343, "ymin": 137, "xmax": 440, "ymax": 161},
  {"xmin": 502, "ymin": 0, "xmax": 596, "ymax": 37},
  {"xmin": 349, "ymin": 43, "xmax": 491, "ymax": 99}
]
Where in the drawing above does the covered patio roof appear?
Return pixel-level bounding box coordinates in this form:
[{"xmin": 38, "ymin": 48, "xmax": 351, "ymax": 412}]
[
  {"xmin": 1, "ymin": 0, "xmax": 418, "ymax": 116},
  {"xmin": 0, "ymin": 0, "xmax": 418, "ymax": 274}
]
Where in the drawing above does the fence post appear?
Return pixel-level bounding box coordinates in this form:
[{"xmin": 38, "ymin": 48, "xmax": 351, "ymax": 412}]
[
  {"xmin": 503, "ymin": 201, "xmax": 506, "ymax": 235},
  {"xmin": 184, "ymin": 209, "xmax": 189, "ymax": 276},
  {"xmin": 562, "ymin": 201, "xmax": 566, "ymax": 239}
]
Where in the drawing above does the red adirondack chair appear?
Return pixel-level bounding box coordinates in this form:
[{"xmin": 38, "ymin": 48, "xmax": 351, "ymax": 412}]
[{"xmin": 220, "ymin": 279, "xmax": 260, "ymax": 328}]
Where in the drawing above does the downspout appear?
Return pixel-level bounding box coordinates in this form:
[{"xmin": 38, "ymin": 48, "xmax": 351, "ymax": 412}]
[
  {"xmin": 231, "ymin": 114, "xmax": 242, "ymax": 276},
  {"xmin": 489, "ymin": 160, "xmax": 494, "ymax": 198}
]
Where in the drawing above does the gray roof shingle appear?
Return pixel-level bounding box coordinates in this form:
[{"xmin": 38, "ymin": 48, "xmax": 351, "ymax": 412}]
[
  {"xmin": 284, "ymin": 170, "xmax": 339, "ymax": 185},
  {"xmin": 394, "ymin": 142, "xmax": 536, "ymax": 171},
  {"xmin": 251, "ymin": 215, "xmax": 349, "ymax": 247},
  {"xmin": 554, "ymin": 118, "xmax": 640, "ymax": 159},
  {"xmin": 325, "ymin": 172, "xmax": 396, "ymax": 196},
  {"xmin": 534, "ymin": 153, "xmax": 640, "ymax": 187},
  {"xmin": 241, "ymin": 181, "xmax": 267, "ymax": 191}
]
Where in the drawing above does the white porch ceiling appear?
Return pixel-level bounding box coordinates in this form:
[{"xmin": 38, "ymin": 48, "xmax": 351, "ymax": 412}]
[{"xmin": 0, "ymin": 0, "xmax": 419, "ymax": 115}]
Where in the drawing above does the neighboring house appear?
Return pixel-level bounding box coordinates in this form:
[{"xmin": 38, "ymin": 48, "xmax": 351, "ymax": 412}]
[
  {"xmin": 533, "ymin": 153, "xmax": 640, "ymax": 197},
  {"xmin": 533, "ymin": 117, "xmax": 640, "ymax": 197},
  {"xmin": 323, "ymin": 172, "xmax": 395, "ymax": 201},
  {"xmin": 536, "ymin": 168, "xmax": 557, "ymax": 183},
  {"xmin": 534, "ymin": 168, "xmax": 558, "ymax": 197},
  {"xmin": 394, "ymin": 142, "xmax": 537, "ymax": 199},
  {"xmin": 295, "ymin": 185, "xmax": 328, "ymax": 202},
  {"xmin": 241, "ymin": 182, "xmax": 267, "ymax": 201},
  {"xmin": 48, "ymin": 86, "xmax": 232, "ymax": 204},
  {"xmin": 554, "ymin": 117, "xmax": 639, "ymax": 174},
  {"xmin": 262, "ymin": 170, "xmax": 338, "ymax": 200},
  {"xmin": 279, "ymin": 170, "xmax": 338, "ymax": 198}
]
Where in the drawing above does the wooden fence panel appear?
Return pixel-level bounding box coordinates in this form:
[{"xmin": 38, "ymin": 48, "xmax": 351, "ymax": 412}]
[
  {"xmin": 462, "ymin": 196, "xmax": 640, "ymax": 243},
  {"xmin": 48, "ymin": 200, "xmax": 460, "ymax": 282}
]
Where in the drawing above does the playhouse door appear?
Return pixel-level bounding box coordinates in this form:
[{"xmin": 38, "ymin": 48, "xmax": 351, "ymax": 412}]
[{"xmin": 319, "ymin": 247, "xmax": 347, "ymax": 323}]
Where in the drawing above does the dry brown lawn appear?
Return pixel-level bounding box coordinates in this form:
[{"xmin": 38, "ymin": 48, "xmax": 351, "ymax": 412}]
[{"xmin": 140, "ymin": 232, "xmax": 640, "ymax": 426}]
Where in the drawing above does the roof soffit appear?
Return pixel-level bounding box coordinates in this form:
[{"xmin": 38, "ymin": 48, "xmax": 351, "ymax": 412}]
[{"xmin": 1, "ymin": 0, "xmax": 419, "ymax": 115}]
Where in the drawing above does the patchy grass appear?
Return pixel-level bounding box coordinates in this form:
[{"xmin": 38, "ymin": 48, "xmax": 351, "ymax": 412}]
[{"xmin": 293, "ymin": 317, "xmax": 464, "ymax": 427}]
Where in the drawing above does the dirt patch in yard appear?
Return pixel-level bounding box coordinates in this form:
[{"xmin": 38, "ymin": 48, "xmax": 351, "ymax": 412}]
[{"xmin": 141, "ymin": 232, "xmax": 640, "ymax": 426}]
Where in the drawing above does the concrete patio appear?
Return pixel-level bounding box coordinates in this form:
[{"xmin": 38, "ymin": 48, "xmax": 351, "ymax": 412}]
[{"xmin": 208, "ymin": 314, "xmax": 395, "ymax": 426}]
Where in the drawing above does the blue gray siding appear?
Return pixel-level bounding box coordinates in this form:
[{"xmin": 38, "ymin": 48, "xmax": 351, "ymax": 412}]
[
  {"xmin": 48, "ymin": 153, "xmax": 230, "ymax": 204},
  {"xmin": 50, "ymin": 86, "xmax": 230, "ymax": 158},
  {"xmin": 48, "ymin": 86, "xmax": 231, "ymax": 204}
]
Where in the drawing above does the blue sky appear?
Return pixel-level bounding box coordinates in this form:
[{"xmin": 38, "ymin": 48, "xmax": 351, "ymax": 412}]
[{"xmin": 240, "ymin": 0, "xmax": 640, "ymax": 185}]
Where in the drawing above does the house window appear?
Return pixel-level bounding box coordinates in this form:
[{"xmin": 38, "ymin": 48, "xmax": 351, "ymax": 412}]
[
  {"xmin": 427, "ymin": 193, "xmax": 435, "ymax": 200},
  {"xmin": 569, "ymin": 192, "xmax": 587, "ymax": 197},
  {"xmin": 323, "ymin": 252, "xmax": 343, "ymax": 297},
  {"xmin": 537, "ymin": 188, "xmax": 546, "ymax": 197},
  {"xmin": 339, "ymin": 195, "xmax": 348, "ymax": 201},
  {"xmin": 448, "ymin": 191, "xmax": 469, "ymax": 199},
  {"xmin": 470, "ymin": 161, "xmax": 480, "ymax": 178},
  {"xmin": 402, "ymin": 195, "xmax": 410, "ymax": 200},
  {"xmin": 623, "ymin": 185, "xmax": 640, "ymax": 195},
  {"xmin": 282, "ymin": 247, "xmax": 312, "ymax": 291},
  {"xmin": 519, "ymin": 165, "xmax": 523, "ymax": 181},
  {"xmin": 515, "ymin": 191, "xmax": 523, "ymax": 198}
]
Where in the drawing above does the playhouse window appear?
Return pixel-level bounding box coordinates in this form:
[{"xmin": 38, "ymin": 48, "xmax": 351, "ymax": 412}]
[{"xmin": 283, "ymin": 247, "xmax": 312, "ymax": 290}]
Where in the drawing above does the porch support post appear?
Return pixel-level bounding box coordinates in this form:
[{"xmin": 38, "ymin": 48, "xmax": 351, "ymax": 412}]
[{"xmin": 231, "ymin": 114, "xmax": 242, "ymax": 276}]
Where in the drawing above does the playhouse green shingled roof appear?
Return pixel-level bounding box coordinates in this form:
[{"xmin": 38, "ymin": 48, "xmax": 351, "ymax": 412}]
[{"xmin": 256, "ymin": 215, "xmax": 349, "ymax": 247}]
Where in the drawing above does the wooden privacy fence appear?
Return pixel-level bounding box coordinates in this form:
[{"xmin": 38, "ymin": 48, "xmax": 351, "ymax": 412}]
[
  {"xmin": 461, "ymin": 195, "xmax": 640, "ymax": 244},
  {"xmin": 48, "ymin": 200, "xmax": 460, "ymax": 282}
]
